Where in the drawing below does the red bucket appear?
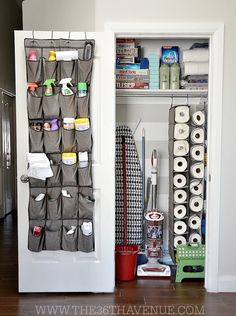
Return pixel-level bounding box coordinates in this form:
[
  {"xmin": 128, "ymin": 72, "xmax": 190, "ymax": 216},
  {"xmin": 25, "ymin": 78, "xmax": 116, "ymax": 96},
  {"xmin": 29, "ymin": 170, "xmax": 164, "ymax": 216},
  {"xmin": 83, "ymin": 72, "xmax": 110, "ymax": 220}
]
[{"xmin": 115, "ymin": 245, "xmax": 139, "ymax": 281}]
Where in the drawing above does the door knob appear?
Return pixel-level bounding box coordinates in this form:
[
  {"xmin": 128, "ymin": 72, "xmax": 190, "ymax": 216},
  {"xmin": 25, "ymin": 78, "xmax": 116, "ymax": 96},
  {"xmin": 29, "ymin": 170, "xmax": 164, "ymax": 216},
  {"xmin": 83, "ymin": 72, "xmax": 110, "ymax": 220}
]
[{"xmin": 20, "ymin": 174, "xmax": 29, "ymax": 183}]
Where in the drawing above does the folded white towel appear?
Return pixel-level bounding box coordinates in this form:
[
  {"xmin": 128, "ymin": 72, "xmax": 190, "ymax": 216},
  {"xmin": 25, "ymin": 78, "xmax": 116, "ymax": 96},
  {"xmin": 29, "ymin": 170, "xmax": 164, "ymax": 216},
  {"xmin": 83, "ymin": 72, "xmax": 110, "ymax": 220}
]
[
  {"xmin": 183, "ymin": 62, "xmax": 209, "ymax": 76},
  {"xmin": 26, "ymin": 153, "xmax": 53, "ymax": 180},
  {"xmin": 183, "ymin": 48, "xmax": 209, "ymax": 62}
]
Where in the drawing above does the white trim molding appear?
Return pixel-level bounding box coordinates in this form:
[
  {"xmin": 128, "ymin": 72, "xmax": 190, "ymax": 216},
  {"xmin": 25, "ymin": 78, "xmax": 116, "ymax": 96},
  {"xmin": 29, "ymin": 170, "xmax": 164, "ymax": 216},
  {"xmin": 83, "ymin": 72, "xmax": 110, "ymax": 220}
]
[{"xmin": 105, "ymin": 22, "xmax": 224, "ymax": 293}]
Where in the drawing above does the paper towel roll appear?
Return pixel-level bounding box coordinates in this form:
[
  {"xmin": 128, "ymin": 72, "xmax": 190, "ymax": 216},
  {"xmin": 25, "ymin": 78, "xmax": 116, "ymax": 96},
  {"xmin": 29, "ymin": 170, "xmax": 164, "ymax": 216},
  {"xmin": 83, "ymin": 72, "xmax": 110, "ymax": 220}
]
[
  {"xmin": 173, "ymin": 157, "xmax": 188, "ymax": 172},
  {"xmin": 175, "ymin": 106, "xmax": 190, "ymax": 123},
  {"xmin": 174, "ymin": 235, "xmax": 187, "ymax": 248},
  {"xmin": 189, "ymin": 196, "xmax": 203, "ymax": 212},
  {"xmin": 190, "ymin": 145, "xmax": 204, "ymax": 161},
  {"xmin": 190, "ymin": 180, "xmax": 203, "ymax": 195},
  {"xmin": 56, "ymin": 50, "xmax": 79, "ymax": 61},
  {"xmin": 174, "ymin": 189, "xmax": 187, "ymax": 203},
  {"xmin": 174, "ymin": 205, "xmax": 187, "ymax": 219},
  {"xmin": 191, "ymin": 128, "xmax": 204, "ymax": 144},
  {"xmin": 189, "ymin": 233, "xmax": 202, "ymax": 244},
  {"xmin": 192, "ymin": 111, "xmax": 205, "ymax": 126},
  {"xmin": 174, "ymin": 124, "xmax": 189, "ymax": 140},
  {"xmin": 174, "ymin": 220, "xmax": 187, "ymax": 235},
  {"xmin": 174, "ymin": 140, "xmax": 189, "ymax": 156},
  {"xmin": 173, "ymin": 174, "xmax": 187, "ymax": 188},
  {"xmin": 188, "ymin": 215, "xmax": 201, "ymax": 230},
  {"xmin": 190, "ymin": 162, "xmax": 204, "ymax": 178}
]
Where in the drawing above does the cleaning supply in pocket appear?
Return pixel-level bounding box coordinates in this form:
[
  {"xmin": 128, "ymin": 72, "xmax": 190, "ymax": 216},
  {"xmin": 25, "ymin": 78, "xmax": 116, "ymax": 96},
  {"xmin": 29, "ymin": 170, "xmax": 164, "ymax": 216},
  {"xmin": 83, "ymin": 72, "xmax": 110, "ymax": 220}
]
[
  {"xmin": 48, "ymin": 50, "xmax": 56, "ymax": 61},
  {"xmin": 81, "ymin": 222, "xmax": 92, "ymax": 236},
  {"xmin": 59, "ymin": 78, "xmax": 73, "ymax": 96},
  {"xmin": 27, "ymin": 82, "xmax": 38, "ymax": 96},
  {"xmin": 67, "ymin": 226, "xmax": 76, "ymax": 235},
  {"xmin": 43, "ymin": 122, "xmax": 51, "ymax": 131},
  {"xmin": 62, "ymin": 152, "xmax": 77, "ymax": 165},
  {"xmin": 43, "ymin": 79, "xmax": 56, "ymax": 96},
  {"xmin": 35, "ymin": 193, "xmax": 45, "ymax": 201},
  {"xmin": 75, "ymin": 118, "xmax": 90, "ymax": 130},
  {"xmin": 28, "ymin": 49, "xmax": 37, "ymax": 61},
  {"xmin": 170, "ymin": 63, "xmax": 180, "ymax": 89},
  {"xmin": 63, "ymin": 118, "xmax": 75, "ymax": 130},
  {"xmin": 77, "ymin": 82, "xmax": 87, "ymax": 97},
  {"xmin": 33, "ymin": 226, "xmax": 43, "ymax": 237},
  {"xmin": 78, "ymin": 152, "xmax": 89, "ymax": 168},
  {"xmin": 61, "ymin": 189, "xmax": 72, "ymax": 198},
  {"xmin": 56, "ymin": 50, "xmax": 78, "ymax": 61},
  {"xmin": 160, "ymin": 63, "xmax": 170, "ymax": 89},
  {"xmin": 50, "ymin": 119, "xmax": 59, "ymax": 131},
  {"xmin": 161, "ymin": 46, "xmax": 179, "ymax": 64}
]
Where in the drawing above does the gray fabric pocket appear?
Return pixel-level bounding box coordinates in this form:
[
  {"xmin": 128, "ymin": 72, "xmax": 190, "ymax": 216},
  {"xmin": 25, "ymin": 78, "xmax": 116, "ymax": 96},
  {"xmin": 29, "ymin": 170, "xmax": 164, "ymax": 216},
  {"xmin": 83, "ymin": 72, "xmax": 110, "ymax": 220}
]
[
  {"xmin": 27, "ymin": 88, "xmax": 43, "ymax": 119},
  {"xmin": 78, "ymin": 163, "xmax": 92, "ymax": 187},
  {"xmin": 29, "ymin": 188, "xmax": 46, "ymax": 220},
  {"xmin": 59, "ymin": 93, "xmax": 76, "ymax": 118},
  {"xmin": 26, "ymin": 60, "xmax": 42, "ymax": 83},
  {"xmin": 45, "ymin": 220, "xmax": 62, "ymax": 250},
  {"xmin": 47, "ymin": 187, "xmax": 61, "ymax": 219},
  {"xmin": 43, "ymin": 60, "xmax": 58, "ymax": 80},
  {"xmin": 62, "ymin": 219, "xmax": 78, "ymax": 251},
  {"xmin": 29, "ymin": 177, "xmax": 46, "ymax": 187},
  {"xmin": 77, "ymin": 59, "xmax": 93, "ymax": 83},
  {"xmin": 44, "ymin": 128, "xmax": 61, "ymax": 153},
  {"xmin": 61, "ymin": 187, "xmax": 79, "ymax": 219},
  {"xmin": 61, "ymin": 163, "xmax": 78, "ymax": 186},
  {"xmin": 59, "ymin": 61, "xmax": 76, "ymax": 85},
  {"xmin": 62, "ymin": 129, "xmax": 76, "ymax": 152},
  {"xmin": 75, "ymin": 128, "xmax": 92, "ymax": 152},
  {"xmin": 47, "ymin": 164, "xmax": 61, "ymax": 187},
  {"xmin": 28, "ymin": 219, "xmax": 45, "ymax": 252},
  {"xmin": 76, "ymin": 94, "xmax": 90, "ymax": 117},
  {"xmin": 29, "ymin": 127, "xmax": 43, "ymax": 153},
  {"xmin": 42, "ymin": 89, "xmax": 60, "ymax": 118},
  {"xmin": 78, "ymin": 194, "xmax": 94, "ymax": 219},
  {"xmin": 78, "ymin": 219, "xmax": 94, "ymax": 252}
]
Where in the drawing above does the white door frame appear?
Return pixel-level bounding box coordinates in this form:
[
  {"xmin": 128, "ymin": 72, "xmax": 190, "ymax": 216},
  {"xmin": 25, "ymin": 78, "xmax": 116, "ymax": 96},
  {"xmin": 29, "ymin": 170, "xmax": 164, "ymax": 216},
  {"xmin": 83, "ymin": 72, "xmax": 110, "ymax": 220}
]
[{"xmin": 105, "ymin": 22, "xmax": 224, "ymax": 292}]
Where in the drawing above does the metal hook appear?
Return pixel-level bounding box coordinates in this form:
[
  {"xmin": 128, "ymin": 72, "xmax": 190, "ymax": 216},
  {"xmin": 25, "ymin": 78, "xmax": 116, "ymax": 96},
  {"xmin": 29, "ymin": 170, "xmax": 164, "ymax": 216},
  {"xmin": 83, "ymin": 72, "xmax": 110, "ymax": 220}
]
[
  {"xmin": 84, "ymin": 32, "xmax": 87, "ymax": 40},
  {"xmin": 68, "ymin": 32, "xmax": 71, "ymax": 40},
  {"xmin": 51, "ymin": 31, "xmax": 54, "ymax": 40},
  {"xmin": 32, "ymin": 30, "xmax": 35, "ymax": 42}
]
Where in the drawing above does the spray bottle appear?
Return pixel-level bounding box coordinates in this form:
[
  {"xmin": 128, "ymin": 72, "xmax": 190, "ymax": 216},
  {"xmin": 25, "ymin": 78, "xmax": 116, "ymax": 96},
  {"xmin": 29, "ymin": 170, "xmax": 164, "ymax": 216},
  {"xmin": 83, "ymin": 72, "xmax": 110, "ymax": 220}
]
[
  {"xmin": 43, "ymin": 79, "xmax": 56, "ymax": 96},
  {"xmin": 27, "ymin": 82, "xmax": 38, "ymax": 96},
  {"xmin": 59, "ymin": 78, "xmax": 73, "ymax": 96},
  {"xmin": 48, "ymin": 51, "xmax": 56, "ymax": 61}
]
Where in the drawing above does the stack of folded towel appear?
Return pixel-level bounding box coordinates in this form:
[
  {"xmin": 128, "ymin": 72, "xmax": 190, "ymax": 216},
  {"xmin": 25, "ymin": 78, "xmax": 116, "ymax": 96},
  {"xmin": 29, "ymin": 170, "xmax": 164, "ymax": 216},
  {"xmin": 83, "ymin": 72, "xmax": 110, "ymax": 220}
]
[{"xmin": 181, "ymin": 45, "xmax": 209, "ymax": 90}]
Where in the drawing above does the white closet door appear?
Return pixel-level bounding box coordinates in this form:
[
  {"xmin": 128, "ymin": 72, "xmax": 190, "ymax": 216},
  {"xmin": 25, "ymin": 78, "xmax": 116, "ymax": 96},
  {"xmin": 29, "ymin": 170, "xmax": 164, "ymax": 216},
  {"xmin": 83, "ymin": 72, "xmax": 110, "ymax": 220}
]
[{"xmin": 15, "ymin": 31, "xmax": 115, "ymax": 292}]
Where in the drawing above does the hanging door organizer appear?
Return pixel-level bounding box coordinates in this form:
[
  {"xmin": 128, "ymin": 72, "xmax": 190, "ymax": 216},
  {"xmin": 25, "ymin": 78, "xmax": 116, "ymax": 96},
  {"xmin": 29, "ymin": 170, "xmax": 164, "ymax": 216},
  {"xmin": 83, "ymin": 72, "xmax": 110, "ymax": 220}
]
[
  {"xmin": 168, "ymin": 105, "xmax": 206, "ymax": 263},
  {"xmin": 25, "ymin": 38, "xmax": 95, "ymax": 252}
]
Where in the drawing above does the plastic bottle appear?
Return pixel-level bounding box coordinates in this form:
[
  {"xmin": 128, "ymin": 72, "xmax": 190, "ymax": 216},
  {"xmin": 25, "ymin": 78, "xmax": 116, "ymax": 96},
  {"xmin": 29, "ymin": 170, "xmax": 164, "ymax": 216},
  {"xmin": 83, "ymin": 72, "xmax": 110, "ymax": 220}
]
[
  {"xmin": 59, "ymin": 78, "xmax": 73, "ymax": 96},
  {"xmin": 77, "ymin": 82, "xmax": 87, "ymax": 97},
  {"xmin": 27, "ymin": 82, "xmax": 38, "ymax": 96},
  {"xmin": 43, "ymin": 79, "xmax": 56, "ymax": 96},
  {"xmin": 159, "ymin": 63, "xmax": 170, "ymax": 89},
  {"xmin": 170, "ymin": 63, "xmax": 180, "ymax": 89},
  {"xmin": 48, "ymin": 51, "xmax": 56, "ymax": 61},
  {"xmin": 63, "ymin": 118, "xmax": 75, "ymax": 130},
  {"xmin": 28, "ymin": 49, "xmax": 37, "ymax": 61},
  {"xmin": 50, "ymin": 119, "xmax": 59, "ymax": 131}
]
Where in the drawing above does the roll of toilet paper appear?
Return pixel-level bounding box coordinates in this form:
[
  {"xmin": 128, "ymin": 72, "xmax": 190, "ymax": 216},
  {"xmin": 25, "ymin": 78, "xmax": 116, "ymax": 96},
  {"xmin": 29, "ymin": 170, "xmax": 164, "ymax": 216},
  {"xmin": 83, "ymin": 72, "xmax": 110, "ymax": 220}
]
[
  {"xmin": 173, "ymin": 157, "xmax": 188, "ymax": 172},
  {"xmin": 190, "ymin": 162, "xmax": 204, "ymax": 178},
  {"xmin": 190, "ymin": 180, "xmax": 203, "ymax": 195},
  {"xmin": 174, "ymin": 235, "xmax": 187, "ymax": 248},
  {"xmin": 189, "ymin": 232, "xmax": 202, "ymax": 244},
  {"xmin": 174, "ymin": 124, "xmax": 189, "ymax": 140},
  {"xmin": 174, "ymin": 140, "xmax": 189, "ymax": 156},
  {"xmin": 192, "ymin": 111, "xmax": 205, "ymax": 126},
  {"xmin": 189, "ymin": 196, "xmax": 203, "ymax": 212},
  {"xmin": 191, "ymin": 128, "xmax": 204, "ymax": 144},
  {"xmin": 174, "ymin": 220, "xmax": 187, "ymax": 235},
  {"xmin": 190, "ymin": 145, "xmax": 204, "ymax": 161},
  {"xmin": 188, "ymin": 215, "xmax": 201, "ymax": 230},
  {"xmin": 174, "ymin": 205, "xmax": 187, "ymax": 219},
  {"xmin": 175, "ymin": 106, "xmax": 190, "ymax": 123},
  {"xmin": 173, "ymin": 174, "xmax": 187, "ymax": 188},
  {"xmin": 174, "ymin": 189, "xmax": 187, "ymax": 203}
]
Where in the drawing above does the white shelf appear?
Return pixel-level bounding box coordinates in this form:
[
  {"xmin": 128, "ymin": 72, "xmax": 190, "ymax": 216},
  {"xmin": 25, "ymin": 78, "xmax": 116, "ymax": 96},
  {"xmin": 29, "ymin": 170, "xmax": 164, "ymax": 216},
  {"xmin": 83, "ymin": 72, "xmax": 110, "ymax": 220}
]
[{"xmin": 116, "ymin": 89, "xmax": 208, "ymax": 97}]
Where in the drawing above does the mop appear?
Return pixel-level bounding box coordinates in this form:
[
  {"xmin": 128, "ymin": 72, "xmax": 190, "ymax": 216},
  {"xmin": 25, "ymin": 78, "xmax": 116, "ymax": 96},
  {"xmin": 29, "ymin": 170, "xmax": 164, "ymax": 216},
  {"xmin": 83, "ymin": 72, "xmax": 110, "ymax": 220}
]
[{"xmin": 137, "ymin": 149, "xmax": 171, "ymax": 277}]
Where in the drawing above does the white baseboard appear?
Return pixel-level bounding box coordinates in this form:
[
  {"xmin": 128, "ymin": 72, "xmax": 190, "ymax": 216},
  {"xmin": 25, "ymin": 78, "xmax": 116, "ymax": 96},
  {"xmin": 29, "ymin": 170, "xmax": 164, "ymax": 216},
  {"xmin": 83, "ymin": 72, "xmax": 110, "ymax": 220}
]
[{"xmin": 218, "ymin": 275, "xmax": 236, "ymax": 292}]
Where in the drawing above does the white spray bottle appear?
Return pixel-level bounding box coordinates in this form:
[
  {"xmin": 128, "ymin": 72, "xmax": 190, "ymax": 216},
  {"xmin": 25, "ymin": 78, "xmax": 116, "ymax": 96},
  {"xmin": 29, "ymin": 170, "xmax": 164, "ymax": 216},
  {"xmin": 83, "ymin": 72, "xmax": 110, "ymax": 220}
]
[{"xmin": 59, "ymin": 78, "xmax": 73, "ymax": 96}]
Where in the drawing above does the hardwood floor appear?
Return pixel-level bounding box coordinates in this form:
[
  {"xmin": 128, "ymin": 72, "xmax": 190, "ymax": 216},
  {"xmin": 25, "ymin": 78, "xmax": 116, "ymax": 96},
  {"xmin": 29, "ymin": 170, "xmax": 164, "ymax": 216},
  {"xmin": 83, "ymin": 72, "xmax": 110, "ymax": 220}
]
[{"xmin": 0, "ymin": 213, "xmax": 236, "ymax": 316}]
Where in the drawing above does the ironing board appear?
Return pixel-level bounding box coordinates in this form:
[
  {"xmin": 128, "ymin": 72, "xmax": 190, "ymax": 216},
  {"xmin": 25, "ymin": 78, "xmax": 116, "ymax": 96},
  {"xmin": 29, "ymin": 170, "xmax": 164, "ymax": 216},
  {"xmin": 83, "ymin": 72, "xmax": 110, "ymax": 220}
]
[{"xmin": 115, "ymin": 125, "xmax": 143, "ymax": 245}]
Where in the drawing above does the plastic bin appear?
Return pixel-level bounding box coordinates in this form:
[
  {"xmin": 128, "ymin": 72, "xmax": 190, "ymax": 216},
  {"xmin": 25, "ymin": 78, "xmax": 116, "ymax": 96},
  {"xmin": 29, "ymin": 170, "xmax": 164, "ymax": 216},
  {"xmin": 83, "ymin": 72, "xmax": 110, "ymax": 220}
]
[{"xmin": 115, "ymin": 245, "xmax": 139, "ymax": 281}]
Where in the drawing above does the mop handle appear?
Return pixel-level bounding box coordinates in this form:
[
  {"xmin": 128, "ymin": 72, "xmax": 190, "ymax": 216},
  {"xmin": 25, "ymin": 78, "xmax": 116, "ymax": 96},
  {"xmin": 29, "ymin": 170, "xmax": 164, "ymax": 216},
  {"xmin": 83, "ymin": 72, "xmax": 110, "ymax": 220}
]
[{"xmin": 122, "ymin": 136, "xmax": 127, "ymax": 244}]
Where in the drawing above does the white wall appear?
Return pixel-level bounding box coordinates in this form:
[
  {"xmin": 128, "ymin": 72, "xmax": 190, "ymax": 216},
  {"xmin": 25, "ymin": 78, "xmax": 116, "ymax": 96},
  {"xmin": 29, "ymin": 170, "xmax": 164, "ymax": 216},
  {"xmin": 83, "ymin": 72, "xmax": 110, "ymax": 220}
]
[
  {"xmin": 23, "ymin": 0, "xmax": 236, "ymax": 291},
  {"xmin": 23, "ymin": 0, "xmax": 95, "ymax": 31}
]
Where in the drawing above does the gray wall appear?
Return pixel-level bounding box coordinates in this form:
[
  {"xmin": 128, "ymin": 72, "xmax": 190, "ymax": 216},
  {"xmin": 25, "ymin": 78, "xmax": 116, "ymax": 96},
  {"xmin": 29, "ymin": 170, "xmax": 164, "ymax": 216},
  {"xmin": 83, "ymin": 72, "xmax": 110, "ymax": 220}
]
[
  {"xmin": 0, "ymin": 0, "xmax": 22, "ymax": 92},
  {"xmin": 22, "ymin": 0, "xmax": 236, "ymax": 291}
]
